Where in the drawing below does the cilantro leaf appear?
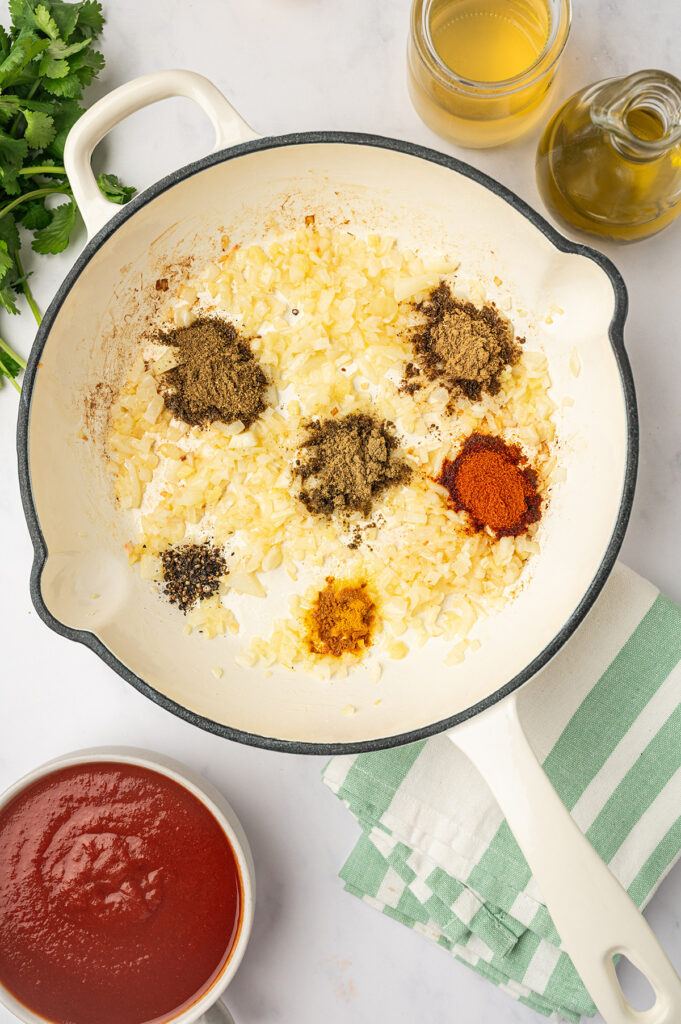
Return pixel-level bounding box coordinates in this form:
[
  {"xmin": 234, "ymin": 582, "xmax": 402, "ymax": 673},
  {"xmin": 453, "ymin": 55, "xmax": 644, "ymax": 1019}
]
[
  {"xmin": 0, "ymin": 131, "xmax": 28, "ymax": 167},
  {"xmin": 0, "ymin": 211, "xmax": 21, "ymax": 257},
  {"xmin": 49, "ymin": 1, "xmax": 89, "ymax": 39},
  {"xmin": 46, "ymin": 95, "xmax": 81, "ymax": 156},
  {"xmin": 0, "ymin": 97, "xmax": 55, "ymax": 115},
  {"xmin": 97, "ymin": 172, "xmax": 135, "ymax": 205},
  {"xmin": 0, "ymin": 240, "xmax": 20, "ymax": 315},
  {"xmin": 0, "ymin": 102, "xmax": 14, "ymax": 126},
  {"xmin": 31, "ymin": 198, "xmax": 76, "ymax": 253},
  {"xmin": 68, "ymin": 45, "xmax": 104, "ymax": 86},
  {"xmin": 0, "ymin": 131, "xmax": 29, "ymax": 192},
  {"xmin": 0, "ymin": 239, "xmax": 14, "ymax": 277},
  {"xmin": 0, "ymin": 170, "xmax": 22, "ymax": 195},
  {"xmin": 23, "ymin": 108, "xmax": 56, "ymax": 147},
  {"xmin": 7, "ymin": 1, "xmax": 30, "ymax": 25},
  {"xmin": 0, "ymin": 29, "xmax": 50, "ymax": 87},
  {"xmin": 75, "ymin": 1, "xmax": 104, "ymax": 36},
  {"xmin": 18, "ymin": 197, "xmax": 51, "ymax": 228},
  {"xmin": 39, "ymin": 53, "xmax": 69, "ymax": 77},
  {"xmin": 0, "ymin": 287, "xmax": 20, "ymax": 317},
  {"xmin": 0, "ymin": 322, "xmax": 25, "ymax": 386},
  {"xmin": 0, "ymin": 347, "xmax": 22, "ymax": 375},
  {"xmin": 46, "ymin": 36, "xmax": 92, "ymax": 59},
  {"xmin": 33, "ymin": 4, "xmax": 60, "ymax": 40},
  {"xmin": 41, "ymin": 71, "xmax": 83, "ymax": 97},
  {"xmin": 0, "ymin": 25, "xmax": 11, "ymax": 60}
]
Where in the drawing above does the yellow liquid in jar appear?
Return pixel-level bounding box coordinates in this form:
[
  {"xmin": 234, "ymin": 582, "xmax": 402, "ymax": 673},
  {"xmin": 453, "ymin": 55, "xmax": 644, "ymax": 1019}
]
[
  {"xmin": 429, "ymin": 0, "xmax": 550, "ymax": 83},
  {"xmin": 408, "ymin": 0, "xmax": 563, "ymax": 148}
]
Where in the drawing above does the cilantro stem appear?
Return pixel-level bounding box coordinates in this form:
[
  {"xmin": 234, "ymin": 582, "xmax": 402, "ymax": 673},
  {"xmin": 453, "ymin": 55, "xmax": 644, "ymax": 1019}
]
[
  {"xmin": 14, "ymin": 253, "xmax": 42, "ymax": 326},
  {"xmin": 0, "ymin": 185, "xmax": 72, "ymax": 223},
  {"xmin": 19, "ymin": 166, "xmax": 67, "ymax": 177}
]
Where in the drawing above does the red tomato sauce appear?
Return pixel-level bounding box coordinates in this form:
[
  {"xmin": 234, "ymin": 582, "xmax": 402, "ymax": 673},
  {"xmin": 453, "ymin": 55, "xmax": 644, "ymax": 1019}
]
[{"xmin": 0, "ymin": 762, "xmax": 243, "ymax": 1024}]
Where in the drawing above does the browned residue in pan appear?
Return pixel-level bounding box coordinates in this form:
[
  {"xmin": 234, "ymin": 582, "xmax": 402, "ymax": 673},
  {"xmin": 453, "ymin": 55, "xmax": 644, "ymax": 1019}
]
[
  {"xmin": 82, "ymin": 381, "xmax": 115, "ymax": 446},
  {"xmin": 78, "ymin": 241, "xmax": 202, "ymax": 467}
]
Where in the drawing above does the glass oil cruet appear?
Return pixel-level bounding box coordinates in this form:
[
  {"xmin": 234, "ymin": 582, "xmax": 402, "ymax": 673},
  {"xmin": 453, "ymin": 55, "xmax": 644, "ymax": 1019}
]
[{"xmin": 536, "ymin": 70, "xmax": 681, "ymax": 241}]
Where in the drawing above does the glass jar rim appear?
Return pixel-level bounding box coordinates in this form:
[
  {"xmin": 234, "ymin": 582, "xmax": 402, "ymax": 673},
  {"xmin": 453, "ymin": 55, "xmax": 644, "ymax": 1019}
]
[{"xmin": 416, "ymin": 0, "xmax": 572, "ymax": 97}]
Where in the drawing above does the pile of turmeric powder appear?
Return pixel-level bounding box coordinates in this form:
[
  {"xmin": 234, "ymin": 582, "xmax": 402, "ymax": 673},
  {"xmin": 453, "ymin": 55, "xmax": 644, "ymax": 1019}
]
[{"xmin": 306, "ymin": 577, "xmax": 377, "ymax": 657}]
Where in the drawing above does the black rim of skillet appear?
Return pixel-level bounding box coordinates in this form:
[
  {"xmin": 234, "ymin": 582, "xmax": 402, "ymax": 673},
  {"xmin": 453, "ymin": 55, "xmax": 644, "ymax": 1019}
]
[{"xmin": 16, "ymin": 131, "xmax": 637, "ymax": 755}]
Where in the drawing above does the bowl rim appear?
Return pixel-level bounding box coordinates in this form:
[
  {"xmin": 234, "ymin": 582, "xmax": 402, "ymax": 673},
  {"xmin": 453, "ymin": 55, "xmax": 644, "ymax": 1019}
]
[
  {"xmin": 0, "ymin": 746, "xmax": 254, "ymax": 1024},
  {"xmin": 16, "ymin": 130, "xmax": 637, "ymax": 755}
]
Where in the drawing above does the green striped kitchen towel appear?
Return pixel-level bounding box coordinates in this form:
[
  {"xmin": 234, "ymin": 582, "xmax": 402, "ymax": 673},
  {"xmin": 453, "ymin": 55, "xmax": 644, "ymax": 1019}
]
[{"xmin": 323, "ymin": 564, "xmax": 681, "ymax": 1022}]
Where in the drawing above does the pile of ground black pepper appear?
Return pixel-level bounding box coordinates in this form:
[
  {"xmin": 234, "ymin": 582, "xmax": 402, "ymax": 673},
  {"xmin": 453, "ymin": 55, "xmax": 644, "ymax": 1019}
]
[
  {"xmin": 403, "ymin": 282, "xmax": 520, "ymax": 404},
  {"xmin": 294, "ymin": 413, "xmax": 412, "ymax": 518},
  {"xmin": 158, "ymin": 317, "xmax": 268, "ymax": 428},
  {"xmin": 160, "ymin": 542, "xmax": 227, "ymax": 612}
]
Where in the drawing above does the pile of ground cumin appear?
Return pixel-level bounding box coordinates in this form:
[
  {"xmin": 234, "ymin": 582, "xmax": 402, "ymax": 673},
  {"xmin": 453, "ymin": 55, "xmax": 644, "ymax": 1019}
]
[
  {"xmin": 405, "ymin": 282, "xmax": 520, "ymax": 403},
  {"xmin": 158, "ymin": 317, "xmax": 268, "ymax": 427},
  {"xmin": 294, "ymin": 413, "xmax": 412, "ymax": 518},
  {"xmin": 306, "ymin": 577, "xmax": 377, "ymax": 657}
]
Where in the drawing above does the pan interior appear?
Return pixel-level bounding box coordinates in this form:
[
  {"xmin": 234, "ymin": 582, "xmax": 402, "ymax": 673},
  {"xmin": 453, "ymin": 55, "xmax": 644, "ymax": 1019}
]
[{"xmin": 27, "ymin": 141, "xmax": 629, "ymax": 745}]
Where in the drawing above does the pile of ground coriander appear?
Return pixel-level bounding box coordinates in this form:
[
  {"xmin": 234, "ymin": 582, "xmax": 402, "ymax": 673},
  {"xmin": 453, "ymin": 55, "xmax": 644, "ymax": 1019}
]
[
  {"xmin": 158, "ymin": 317, "xmax": 269, "ymax": 427},
  {"xmin": 294, "ymin": 413, "xmax": 412, "ymax": 518},
  {"xmin": 406, "ymin": 282, "xmax": 520, "ymax": 403},
  {"xmin": 160, "ymin": 542, "xmax": 227, "ymax": 612}
]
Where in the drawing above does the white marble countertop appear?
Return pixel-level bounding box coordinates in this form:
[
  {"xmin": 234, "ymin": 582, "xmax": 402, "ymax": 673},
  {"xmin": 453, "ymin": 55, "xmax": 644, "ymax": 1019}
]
[{"xmin": 1, "ymin": 1, "xmax": 680, "ymax": 1022}]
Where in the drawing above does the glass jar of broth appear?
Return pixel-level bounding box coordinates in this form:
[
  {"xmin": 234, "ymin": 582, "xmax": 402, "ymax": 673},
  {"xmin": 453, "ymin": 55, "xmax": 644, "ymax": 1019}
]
[{"xmin": 408, "ymin": 0, "xmax": 571, "ymax": 148}]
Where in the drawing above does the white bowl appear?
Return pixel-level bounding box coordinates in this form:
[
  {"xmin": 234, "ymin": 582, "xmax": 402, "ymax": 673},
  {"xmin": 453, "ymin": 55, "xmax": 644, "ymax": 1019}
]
[{"xmin": 0, "ymin": 747, "xmax": 255, "ymax": 1024}]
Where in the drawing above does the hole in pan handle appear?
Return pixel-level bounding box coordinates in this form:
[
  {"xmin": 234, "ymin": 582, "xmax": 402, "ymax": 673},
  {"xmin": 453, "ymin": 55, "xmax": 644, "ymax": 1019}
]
[
  {"xmin": 449, "ymin": 695, "xmax": 681, "ymax": 1024},
  {"xmin": 64, "ymin": 69, "xmax": 260, "ymax": 240}
]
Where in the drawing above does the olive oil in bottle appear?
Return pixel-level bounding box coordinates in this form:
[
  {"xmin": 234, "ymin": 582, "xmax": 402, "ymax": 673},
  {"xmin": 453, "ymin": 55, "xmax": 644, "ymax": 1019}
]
[{"xmin": 536, "ymin": 70, "xmax": 681, "ymax": 242}]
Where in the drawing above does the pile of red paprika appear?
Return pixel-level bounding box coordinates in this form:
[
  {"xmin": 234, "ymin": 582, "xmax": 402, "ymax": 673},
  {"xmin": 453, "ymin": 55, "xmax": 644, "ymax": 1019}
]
[{"xmin": 438, "ymin": 433, "xmax": 542, "ymax": 538}]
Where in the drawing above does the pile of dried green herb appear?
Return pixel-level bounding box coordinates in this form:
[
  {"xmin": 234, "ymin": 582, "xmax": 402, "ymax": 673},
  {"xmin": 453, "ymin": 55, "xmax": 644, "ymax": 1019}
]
[
  {"xmin": 0, "ymin": 0, "xmax": 135, "ymax": 392},
  {"xmin": 158, "ymin": 318, "xmax": 269, "ymax": 428},
  {"xmin": 295, "ymin": 412, "xmax": 411, "ymax": 518},
  {"xmin": 406, "ymin": 282, "xmax": 520, "ymax": 404},
  {"xmin": 160, "ymin": 542, "xmax": 227, "ymax": 613}
]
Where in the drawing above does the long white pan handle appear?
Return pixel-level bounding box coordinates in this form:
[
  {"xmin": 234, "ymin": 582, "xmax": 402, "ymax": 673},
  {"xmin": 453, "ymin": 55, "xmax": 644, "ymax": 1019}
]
[
  {"xmin": 64, "ymin": 69, "xmax": 259, "ymax": 239},
  {"xmin": 449, "ymin": 695, "xmax": 681, "ymax": 1023}
]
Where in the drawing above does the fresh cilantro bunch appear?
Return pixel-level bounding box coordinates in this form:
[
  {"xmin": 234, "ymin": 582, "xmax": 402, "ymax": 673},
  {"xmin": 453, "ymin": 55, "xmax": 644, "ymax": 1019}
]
[{"xmin": 0, "ymin": 0, "xmax": 135, "ymax": 391}]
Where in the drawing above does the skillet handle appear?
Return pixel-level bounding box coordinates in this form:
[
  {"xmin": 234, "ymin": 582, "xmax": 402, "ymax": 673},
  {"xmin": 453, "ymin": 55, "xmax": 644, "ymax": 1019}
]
[
  {"xmin": 64, "ymin": 69, "xmax": 259, "ymax": 239},
  {"xmin": 449, "ymin": 695, "xmax": 681, "ymax": 1023}
]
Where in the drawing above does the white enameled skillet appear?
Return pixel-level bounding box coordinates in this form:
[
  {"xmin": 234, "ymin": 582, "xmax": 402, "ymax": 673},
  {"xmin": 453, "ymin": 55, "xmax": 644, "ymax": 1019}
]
[{"xmin": 17, "ymin": 70, "xmax": 681, "ymax": 1022}]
